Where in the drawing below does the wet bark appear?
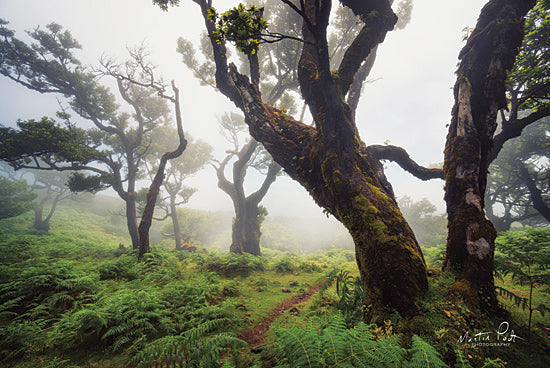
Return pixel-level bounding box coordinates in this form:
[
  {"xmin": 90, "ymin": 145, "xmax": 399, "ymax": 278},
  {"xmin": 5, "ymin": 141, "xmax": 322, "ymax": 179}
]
[{"xmin": 443, "ymin": 0, "xmax": 535, "ymax": 312}]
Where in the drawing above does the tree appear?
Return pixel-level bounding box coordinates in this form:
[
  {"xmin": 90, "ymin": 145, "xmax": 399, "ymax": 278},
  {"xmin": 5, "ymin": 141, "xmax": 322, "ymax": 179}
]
[
  {"xmin": 0, "ymin": 22, "xmax": 186, "ymax": 253},
  {"xmin": 212, "ymin": 112, "xmax": 280, "ymax": 256},
  {"xmin": 0, "ymin": 176, "xmax": 36, "ymax": 220},
  {"xmin": 155, "ymin": 0, "xmax": 428, "ymax": 320},
  {"xmin": 486, "ymin": 118, "xmax": 550, "ymax": 232},
  {"xmin": 0, "ymin": 162, "xmax": 71, "ymax": 231},
  {"xmin": 442, "ymin": 0, "xmax": 536, "ymax": 312},
  {"xmin": 141, "ymin": 128, "xmax": 213, "ymax": 250},
  {"xmin": 484, "ymin": 0, "xmax": 550, "ymax": 232},
  {"xmin": 26, "ymin": 170, "xmax": 73, "ymax": 232},
  {"xmin": 399, "ymin": 196, "xmax": 446, "ymax": 248}
]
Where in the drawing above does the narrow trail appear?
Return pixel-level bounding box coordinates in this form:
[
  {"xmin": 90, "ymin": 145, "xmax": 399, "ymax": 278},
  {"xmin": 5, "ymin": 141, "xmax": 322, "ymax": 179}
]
[{"xmin": 238, "ymin": 281, "xmax": 325, "ymax": 349}]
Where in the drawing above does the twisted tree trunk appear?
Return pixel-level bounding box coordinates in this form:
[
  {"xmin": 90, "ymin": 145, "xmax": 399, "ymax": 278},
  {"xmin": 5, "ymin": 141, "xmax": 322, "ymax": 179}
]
[
  {"xmin": 443, "ymin": 0, "xmax": 536, "ymax": 312},
  {"xmin": 193, "ymin": 0, "xmax": 428, "ymax": 319}
]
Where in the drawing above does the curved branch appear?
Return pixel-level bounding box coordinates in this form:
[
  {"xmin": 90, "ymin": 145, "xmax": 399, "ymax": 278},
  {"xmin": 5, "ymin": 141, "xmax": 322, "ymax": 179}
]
[
  {"xmin": 490, "ymin": 106, "xmax": 550, "ymax": 163},
  {"xmin": 248, "ymin": 160, "xmax": 282, "ymax": 205},
  {"xmin": 519, "ymin": 165, "xmax": 550, "ymax": 222},
  {"xmin": 366, "ymin": 144, "xmax": 444, "ymax": 181},
  {"xmin": 335, "ymin": 0, "xmax": 397, "ymax": 97}
]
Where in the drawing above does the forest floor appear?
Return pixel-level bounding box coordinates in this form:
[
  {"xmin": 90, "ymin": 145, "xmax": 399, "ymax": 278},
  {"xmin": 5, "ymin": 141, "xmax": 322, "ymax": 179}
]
[
  {"xmin": 238, "ymin": 280, "xmax": 326, "ymax": 348},
  {"xmin": 1, "ymin": 203, "xmax": 550, "ymax": 368}
]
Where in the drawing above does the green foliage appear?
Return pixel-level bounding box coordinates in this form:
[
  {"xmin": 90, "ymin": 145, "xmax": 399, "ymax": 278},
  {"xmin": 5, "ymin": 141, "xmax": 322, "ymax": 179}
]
[
  {"xmin": 407, "ymin": 335, "xmax": 447, "ymax": 368},
  {"xmin": 0, "ymin": 258, "xmax": 97, "ymax": 362},
  {"xmin": 272, "ymin": 314, "xmax": 447, "ymax": 368},
  {"xmin": 399, "ymin": 196, "xmax": 446, "ymax": 247},
  {"xmin": 321, "ymin": 269, "xmax": 368, "ymax": 327},
  {"xmin": 495, "ymin": 228, "xmax": 550, "ymax": 330},
  {"xmin": 197, "ymin": 252, "xmax": 266, "ymax": 277},
  {"xmin": 0, "ymin": 118, "xmax": 100, "ymax": 169},
  {"xmin": 50, "ymin": 288, "xmax": 176, "ymax": 353},
  {"xmin": 129, "ymin": 319, "xmax": 247, "ymax": 368},
  {"xmin": 0, "ymin": 176, "xmax": 36, "ymax": 219},
  {"xmin": 207, "ymin": 4, "xmax": 268, "ymax": 55},
  {"xmin": 273, "ymin": 257, "xmax": 298, "ymax": 274},
  {"xmin": 0, "ymin": 258, "xmax": 97, "ymax": 318},
  {"xmin": 454, "ymin": 350, "xmax": 474, "ymax": 368},
  {"xmin": 507, "ymin": 0, "xmax": 550, "ymax": 111},
  {"xmin": 97, "ymin": 254, "xmax": 144, "ymax": 281}
]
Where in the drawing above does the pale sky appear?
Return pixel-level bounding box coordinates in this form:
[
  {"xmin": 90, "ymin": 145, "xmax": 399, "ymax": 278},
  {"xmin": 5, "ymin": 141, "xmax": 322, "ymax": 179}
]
[{"xmin": 0, "ymin": 0, "xmax": 488, "ymax": 227}]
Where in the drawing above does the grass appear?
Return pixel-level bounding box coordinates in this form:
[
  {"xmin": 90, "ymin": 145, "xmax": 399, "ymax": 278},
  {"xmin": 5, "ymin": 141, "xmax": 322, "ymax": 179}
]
[{"xmin": 1, "ymin": 202, "xmax": 549, "ymax": 367}]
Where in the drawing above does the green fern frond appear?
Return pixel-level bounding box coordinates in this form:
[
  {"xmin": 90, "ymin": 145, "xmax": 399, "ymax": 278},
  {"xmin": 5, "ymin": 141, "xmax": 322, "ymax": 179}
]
[
  {"xmin": 455, "ymin": 349, "xmax": 473, "ymax": 368},
  {"xmin": 129, "ymin": 321, "xmax": 246, "ymax": 368},
  {"xmin": 407, "ymin": 335, "xmax": 447, "ymax": 368}
]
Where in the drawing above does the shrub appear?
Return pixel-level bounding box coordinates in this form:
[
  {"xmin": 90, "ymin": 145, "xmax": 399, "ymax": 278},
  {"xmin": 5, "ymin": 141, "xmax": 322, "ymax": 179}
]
[
  {"xmin": 320, "ymin": 269, "xmax": 368, "ymax": 327},
  {"xmin": 273, "ymin": 257, "xmax": 297, "ymax": 274},
  {"xmin": 97, "ymin": 254, "xmax": 143, "ymax": 281},
  {"xmin": 50, "ymin": 288, "xmax": 176, "ymax": 353},
  {"xmin": 494, "ymin": 228, "xmax": 550, "ymax": 331},
  {"xmin": 198, "ymin": 252, "xmax": 266, "ymax": 277}
]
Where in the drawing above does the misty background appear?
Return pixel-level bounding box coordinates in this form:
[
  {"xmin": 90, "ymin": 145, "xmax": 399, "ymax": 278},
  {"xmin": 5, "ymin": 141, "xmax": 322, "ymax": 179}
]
[{"xmin": 0, "ymin": 0, "xmax": 488, "ymax": 251}]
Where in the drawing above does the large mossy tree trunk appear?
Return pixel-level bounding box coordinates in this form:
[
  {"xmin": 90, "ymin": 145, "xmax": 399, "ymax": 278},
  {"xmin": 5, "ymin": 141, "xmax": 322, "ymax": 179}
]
[
  {"xmin": 443, "ymin": 0, "xmax": 536, "ymax": 312},
  {"xmin": 195, "ymin": 0, "xmax": 428, "ymax": 319}
]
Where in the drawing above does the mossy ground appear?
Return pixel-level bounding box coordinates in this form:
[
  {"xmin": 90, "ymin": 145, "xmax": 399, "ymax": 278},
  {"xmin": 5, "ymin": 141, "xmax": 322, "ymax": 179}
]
[{"xmin": 1, "ymin": 204, "xmax": 548, "ymax": 367}]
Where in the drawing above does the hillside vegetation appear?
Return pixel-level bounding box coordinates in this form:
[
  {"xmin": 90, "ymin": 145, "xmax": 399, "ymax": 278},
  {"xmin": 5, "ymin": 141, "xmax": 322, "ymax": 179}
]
[{"xmin": 0, "ymin": 201, "xmax": 549, "ymax": 368}]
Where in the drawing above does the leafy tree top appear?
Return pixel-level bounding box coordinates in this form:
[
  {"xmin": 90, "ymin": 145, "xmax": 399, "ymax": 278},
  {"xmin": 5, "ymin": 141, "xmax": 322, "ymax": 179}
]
[{"xmin": 207, "ymin": 4, "xmax": 269, "ymax": 55}]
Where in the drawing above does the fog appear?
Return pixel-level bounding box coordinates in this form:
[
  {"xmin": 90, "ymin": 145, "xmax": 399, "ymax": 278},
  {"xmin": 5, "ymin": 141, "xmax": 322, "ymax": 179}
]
[{"xmin": 0, "ymin": 0, "xmax": 489, "ymax": 249}]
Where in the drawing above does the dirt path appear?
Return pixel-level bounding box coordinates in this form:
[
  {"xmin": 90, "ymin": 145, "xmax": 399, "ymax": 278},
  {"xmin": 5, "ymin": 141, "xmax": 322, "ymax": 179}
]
[{"xmin": 238, "ymin": 281, "xmax": 325, "ymax": 349}]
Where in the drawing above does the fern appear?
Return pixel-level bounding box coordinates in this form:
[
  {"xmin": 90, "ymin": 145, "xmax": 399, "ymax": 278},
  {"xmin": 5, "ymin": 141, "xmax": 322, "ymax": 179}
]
[
  {"xmin": 406, "ymin": 335, "xmax": 447, "ymax": 368},
  {"xmin": 274, "ymin": 314, "xmax": 407, "ymax": 368},
  {"xmin": 454, "ymin": 349, "xmax": 473, "ymax": 368},
  {"xmin": 129, "ymin": 319, "xmax": 247, "ymax": 368},
  {"xmin": 320, "ymin": 269, "xmax": 368, "ymax": 327},
  {"xmin": 273, "ymin": 315, "xmax": 449, "ymax": 368}
]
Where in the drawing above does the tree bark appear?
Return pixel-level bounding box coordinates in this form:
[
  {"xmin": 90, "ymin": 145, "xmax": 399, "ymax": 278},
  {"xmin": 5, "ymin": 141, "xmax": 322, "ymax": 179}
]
[
  {"xmin": 126, "ymin": 194, "xmax": 140, "ymax": 250},
  {"xmin": 197, "ymin": 0, "xmax": 428, "ymax": 319},
  {"xmin": 216, "ymin": 140, "xmax": 280, "ymax": 256},
  {"xmin": 231, "ymin": 201, "xmax": 262, "ymax": 256},
  {"xmin": 170, "ymin": 198, "xmax": 185, "ymax": 250},
  {"xmin": 443, "ymin": 0, "xmax": 535, "ymax": 312},
  {"xmin": 138, "ymin": 81, "xmax": 187, "ymax": 258}
]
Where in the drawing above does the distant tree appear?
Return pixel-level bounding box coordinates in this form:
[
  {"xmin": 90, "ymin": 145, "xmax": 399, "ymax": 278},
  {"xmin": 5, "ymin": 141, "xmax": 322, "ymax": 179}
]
[
  {"xmin": 212, "ymin": 112, "xmax": 280, "ymax": 256},
  {"xmin": 26, "ymin": 170, "xmax": 73, "ymax": 232},
  {"xmin": 0, "ymin": 177, "xmax": 36, "ymax": 220},
  {"xmin": 483, "ymin": 0, "xmax": 550, "ymax": 232},
  {"xmin": 0, "ymin": 22, "xmax": 187, "ymax": 254},
  {"xmin": 141, "ymin": 128, "xmax": 213, "ymax": 250},
  {"xmin": 486, "ymin": 118, "xmax": 550, "ymax": 232},
  {"xmin": 399, "ymin": 196, "xmax": 446, "ymax": 247}
]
